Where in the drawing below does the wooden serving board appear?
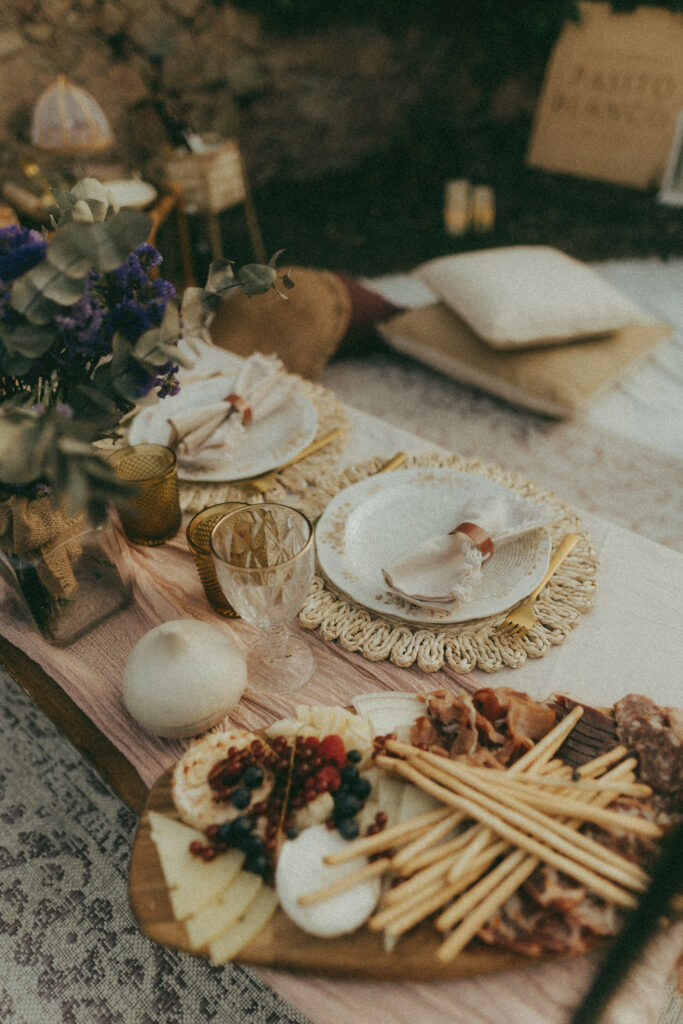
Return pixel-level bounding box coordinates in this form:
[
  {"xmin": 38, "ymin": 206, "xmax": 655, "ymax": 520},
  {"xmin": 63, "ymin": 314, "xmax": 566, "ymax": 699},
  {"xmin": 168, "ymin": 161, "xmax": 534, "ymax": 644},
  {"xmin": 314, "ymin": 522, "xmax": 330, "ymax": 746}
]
[{"xmin": 129, "ymin": 768, "xmax": 571, "ymax": 981}]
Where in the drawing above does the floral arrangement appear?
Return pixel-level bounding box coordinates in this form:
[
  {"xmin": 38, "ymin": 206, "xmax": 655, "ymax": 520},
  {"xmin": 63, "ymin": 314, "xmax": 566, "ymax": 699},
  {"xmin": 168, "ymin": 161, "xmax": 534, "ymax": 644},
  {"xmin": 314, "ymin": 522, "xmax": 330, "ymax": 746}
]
[{"xmin": 0, "ymin": 178, "xmax": 288, "ymax": 522}]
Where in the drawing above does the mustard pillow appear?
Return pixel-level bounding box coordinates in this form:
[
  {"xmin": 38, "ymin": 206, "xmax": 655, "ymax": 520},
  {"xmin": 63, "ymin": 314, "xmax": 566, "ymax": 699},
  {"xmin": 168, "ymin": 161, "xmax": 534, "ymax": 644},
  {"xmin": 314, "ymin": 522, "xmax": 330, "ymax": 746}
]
[{"xmin": 378, "ymin": 302, "xmax": 671, "ymax": 418}]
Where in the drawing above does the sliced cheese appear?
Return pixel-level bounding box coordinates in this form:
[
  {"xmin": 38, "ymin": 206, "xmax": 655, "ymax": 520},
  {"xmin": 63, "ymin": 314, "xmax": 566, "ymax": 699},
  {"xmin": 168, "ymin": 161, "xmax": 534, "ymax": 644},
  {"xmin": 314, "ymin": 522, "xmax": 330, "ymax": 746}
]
[
  {"xmin": 149, "ymin": 812, "xmax": 245, "ymax": 920},
  {"xmin": 208, "ymin": 885, "xmax": 279, "ymax": 965},
  {"xmin": 376, "ymin": 774, "xmax": 406, "ymax": 829},
  {"xmin": 351, "ymin": 692, "xmax": 424, "ymax": 736},
  {"xmin": 185, "ymin": 870, "xmax": 262, "ymax": 949}
]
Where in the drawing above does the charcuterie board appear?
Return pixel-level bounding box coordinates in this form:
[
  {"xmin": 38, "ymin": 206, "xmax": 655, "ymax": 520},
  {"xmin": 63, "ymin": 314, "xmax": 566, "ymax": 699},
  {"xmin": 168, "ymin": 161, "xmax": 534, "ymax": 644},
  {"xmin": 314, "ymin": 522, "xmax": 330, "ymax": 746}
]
[{"xmin": 128, "ymin": 689, "xmax": 678, "ymax": 980}]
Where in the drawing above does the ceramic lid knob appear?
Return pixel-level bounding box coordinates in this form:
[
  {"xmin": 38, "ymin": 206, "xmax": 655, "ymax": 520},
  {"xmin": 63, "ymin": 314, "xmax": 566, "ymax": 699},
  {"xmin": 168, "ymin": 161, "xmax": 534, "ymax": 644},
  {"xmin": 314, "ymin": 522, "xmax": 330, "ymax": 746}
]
[{"xmin": 123, "ymin": 619, "xmax": 247, "ymax": 738}]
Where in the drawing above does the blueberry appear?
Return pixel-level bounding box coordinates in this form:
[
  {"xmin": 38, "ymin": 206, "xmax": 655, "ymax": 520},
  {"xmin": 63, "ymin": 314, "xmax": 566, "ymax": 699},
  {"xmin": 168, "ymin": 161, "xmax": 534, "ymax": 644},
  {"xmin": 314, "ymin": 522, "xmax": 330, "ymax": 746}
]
[
  {"xmin": 350, "ymin": 776, "xmax": 372, "ymax": 800},
  {"xmin": 231, "ymin": 787, "xmax": 251, "ymax": 809},
  {"xmin": 230, "ymin": 815, "xmax": 254, "ymax": 839},
  {"xmin": 341, "ymin": 764, "xmax": 359, "ymax": 784},
  {"xmin": 216, "ymin": 822, "xmax": 233, "ymax": 844},
  {"xmin": 346, "ymin": 749, "xmax": 362, "ymax": 764},
  {"xmin": 245, "ymin": 833, "xmax": 264, "ymax": 856},
  {"xmin": 338, "ymin": 817, "xmax": 359, "ymax": 840},
  {"xmin": 242, "ymin": 765, "xmax": 265, "ymax": 789},
  {"xmin": 246, "ymin": 852, "xmax": 269, "ymax": 877},
  {"xmin": 333, "ymin": 793, "xmax": 363, "ymax": 820},
  {"xmin": 285, "ymin": 826, "xmax": 299, "ymax": 840}
]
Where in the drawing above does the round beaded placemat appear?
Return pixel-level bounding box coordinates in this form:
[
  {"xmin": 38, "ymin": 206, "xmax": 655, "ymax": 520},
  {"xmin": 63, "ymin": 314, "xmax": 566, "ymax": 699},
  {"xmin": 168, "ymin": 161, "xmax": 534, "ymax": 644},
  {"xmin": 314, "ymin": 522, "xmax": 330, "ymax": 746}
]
[{"xmin": 298, "ymin": 452, "xmax": 599, "ymax": 674}]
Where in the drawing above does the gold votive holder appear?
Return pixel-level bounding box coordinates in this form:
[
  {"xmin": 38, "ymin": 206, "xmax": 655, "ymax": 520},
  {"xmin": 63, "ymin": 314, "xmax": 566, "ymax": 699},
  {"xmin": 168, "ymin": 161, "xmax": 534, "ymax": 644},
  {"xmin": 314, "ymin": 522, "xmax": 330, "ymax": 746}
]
[
  {"xmin": 108, "ymin": 443, "xmax": 182, "ymax": 546},
  {"xmin": 186, "ymin": 502, "xmax": 245, "ymax": 616}
]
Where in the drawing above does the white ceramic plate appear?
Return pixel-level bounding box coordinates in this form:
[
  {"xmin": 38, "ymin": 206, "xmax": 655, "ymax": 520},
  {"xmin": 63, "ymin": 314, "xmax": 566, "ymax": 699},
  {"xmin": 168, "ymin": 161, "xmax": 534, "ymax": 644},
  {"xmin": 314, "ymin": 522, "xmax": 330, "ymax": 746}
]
[
  {"xmin": 314, "ymin": 467, "xmax": 552, "ymax": 625},
  {"xmin": 106, "ymin": 179, "xmax": 158, "ymax": 210},
  {"xmin": 128, "ymin": 374, "xmax": 318, "ymax": 482}
]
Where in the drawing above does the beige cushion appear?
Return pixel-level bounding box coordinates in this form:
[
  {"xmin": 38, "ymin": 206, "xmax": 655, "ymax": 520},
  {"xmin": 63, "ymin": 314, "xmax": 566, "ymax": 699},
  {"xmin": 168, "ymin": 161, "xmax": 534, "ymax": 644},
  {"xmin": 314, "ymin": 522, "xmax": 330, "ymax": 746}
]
[
  {"xmin": 415, "ymin": 246, "xmax": 652, "ymax": 349},
  {"xmin": 378, "ymin": 302, "xmax": 671, "ymax": 418}
]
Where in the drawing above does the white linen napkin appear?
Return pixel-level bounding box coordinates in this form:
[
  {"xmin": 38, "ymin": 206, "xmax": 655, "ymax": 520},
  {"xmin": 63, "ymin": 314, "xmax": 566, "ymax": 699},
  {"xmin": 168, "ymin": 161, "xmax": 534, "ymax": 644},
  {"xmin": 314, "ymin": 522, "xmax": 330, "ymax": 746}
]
[
  {"xmin": 167, "ymin": 353, "xmax": 297, "ymax": 472},
  {"xmin": 382, "ymin": 492, "xmax": 554, "ymax": 609}
]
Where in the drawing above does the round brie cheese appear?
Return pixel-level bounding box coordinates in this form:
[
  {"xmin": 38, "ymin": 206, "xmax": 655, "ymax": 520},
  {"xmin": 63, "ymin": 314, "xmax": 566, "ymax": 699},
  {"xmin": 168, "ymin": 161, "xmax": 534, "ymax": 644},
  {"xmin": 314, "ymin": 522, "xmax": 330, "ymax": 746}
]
[{"xmin": 276, "ymin": 824, "xmax": 380, "ymax": 938}]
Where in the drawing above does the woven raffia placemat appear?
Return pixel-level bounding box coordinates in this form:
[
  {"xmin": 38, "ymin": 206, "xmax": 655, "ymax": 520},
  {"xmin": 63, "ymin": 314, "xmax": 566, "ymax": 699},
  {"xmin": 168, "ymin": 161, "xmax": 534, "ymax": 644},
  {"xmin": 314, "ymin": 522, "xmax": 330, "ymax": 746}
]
[
  {"xmin": 179, "ymin": 376, "xmax": 350, "ymax": 514},
  {"xmin": 298, "ymin": 452, "xmax": 599, "ymax": 674}
]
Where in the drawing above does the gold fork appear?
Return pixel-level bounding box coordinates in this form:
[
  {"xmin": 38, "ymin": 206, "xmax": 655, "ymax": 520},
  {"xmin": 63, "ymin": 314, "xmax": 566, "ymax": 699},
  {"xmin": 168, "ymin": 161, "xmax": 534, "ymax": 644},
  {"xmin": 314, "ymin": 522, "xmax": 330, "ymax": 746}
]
[{"xmin": 499, "ymin": 532, "xmax": 581, "ymax": 637}]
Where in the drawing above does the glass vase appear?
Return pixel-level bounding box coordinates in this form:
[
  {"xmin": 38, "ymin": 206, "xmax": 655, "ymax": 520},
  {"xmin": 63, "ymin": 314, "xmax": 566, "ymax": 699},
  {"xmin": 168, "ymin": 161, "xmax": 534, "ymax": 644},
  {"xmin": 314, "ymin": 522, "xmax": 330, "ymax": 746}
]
[{"xmin": 0, "ymin": 512, "xmax": 133, "ymax": 647}]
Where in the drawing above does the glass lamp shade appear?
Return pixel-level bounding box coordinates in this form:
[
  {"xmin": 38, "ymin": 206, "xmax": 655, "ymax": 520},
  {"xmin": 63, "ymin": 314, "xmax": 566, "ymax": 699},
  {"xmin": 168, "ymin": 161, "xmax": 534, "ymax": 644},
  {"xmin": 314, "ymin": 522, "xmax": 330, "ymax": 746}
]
[{"xmin": 30, "ymin": 74, "xmax": 114, "ymax": 153}]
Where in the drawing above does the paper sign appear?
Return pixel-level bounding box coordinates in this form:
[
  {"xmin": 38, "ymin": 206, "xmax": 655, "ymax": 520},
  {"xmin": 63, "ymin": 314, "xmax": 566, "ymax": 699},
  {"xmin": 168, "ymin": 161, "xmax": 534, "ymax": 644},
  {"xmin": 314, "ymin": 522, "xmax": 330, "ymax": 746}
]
[{"xmin": 527, "ymin": 2, "xmax": 683, "ymax": 189}]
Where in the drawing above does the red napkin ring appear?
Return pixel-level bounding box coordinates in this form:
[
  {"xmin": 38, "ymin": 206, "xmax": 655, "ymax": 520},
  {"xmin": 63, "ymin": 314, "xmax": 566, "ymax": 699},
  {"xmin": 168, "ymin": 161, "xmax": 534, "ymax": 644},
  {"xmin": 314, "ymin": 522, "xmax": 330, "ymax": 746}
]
[
  {"xmin": 450, "ymin": 522, "xmax": 494, "ymax": 561},
  {"xmin": 226, "ymin": 393, "xmax": 253, "ymax": 425}
]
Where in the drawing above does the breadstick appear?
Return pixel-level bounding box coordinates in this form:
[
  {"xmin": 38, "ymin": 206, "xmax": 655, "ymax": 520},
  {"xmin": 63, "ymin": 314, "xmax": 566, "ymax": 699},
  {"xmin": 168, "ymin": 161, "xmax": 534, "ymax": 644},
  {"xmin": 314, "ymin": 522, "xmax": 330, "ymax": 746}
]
[{"xmin": 297, "ymin": 856, "xmax": 390, "ymax": 907}]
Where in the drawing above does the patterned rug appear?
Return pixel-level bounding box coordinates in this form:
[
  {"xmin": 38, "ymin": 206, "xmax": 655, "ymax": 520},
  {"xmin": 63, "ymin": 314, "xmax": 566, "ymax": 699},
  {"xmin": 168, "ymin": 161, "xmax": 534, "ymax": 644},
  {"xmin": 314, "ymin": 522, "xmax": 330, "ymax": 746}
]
[{"xmin": 0, "ymin": 673, "xmax": 311, "ymax": 1024}]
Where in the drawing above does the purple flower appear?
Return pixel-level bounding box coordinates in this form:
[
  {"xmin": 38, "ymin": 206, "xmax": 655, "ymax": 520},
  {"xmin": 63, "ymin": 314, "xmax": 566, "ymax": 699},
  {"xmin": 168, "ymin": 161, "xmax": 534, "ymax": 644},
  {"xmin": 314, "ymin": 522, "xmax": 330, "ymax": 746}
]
[{"xmin": 0, "ymin": 226, "xmax": 47, "ymax": 284}]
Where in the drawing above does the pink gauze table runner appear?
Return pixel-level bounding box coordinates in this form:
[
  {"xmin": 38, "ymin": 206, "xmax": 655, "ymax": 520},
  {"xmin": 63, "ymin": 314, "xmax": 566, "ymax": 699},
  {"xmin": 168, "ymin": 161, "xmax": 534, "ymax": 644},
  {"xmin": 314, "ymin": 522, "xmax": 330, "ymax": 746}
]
[{"xmin": 1, "ymin": 405, "xmax": 682, "ymax": 1024}]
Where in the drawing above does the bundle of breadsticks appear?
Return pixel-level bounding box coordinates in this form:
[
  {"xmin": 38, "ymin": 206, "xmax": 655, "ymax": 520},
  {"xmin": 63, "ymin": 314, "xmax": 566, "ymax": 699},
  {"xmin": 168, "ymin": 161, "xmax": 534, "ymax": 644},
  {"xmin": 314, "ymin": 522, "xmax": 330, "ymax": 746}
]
[{"xmin": 300, "ymin": 703, "xmax": 672, "ymax": 961}]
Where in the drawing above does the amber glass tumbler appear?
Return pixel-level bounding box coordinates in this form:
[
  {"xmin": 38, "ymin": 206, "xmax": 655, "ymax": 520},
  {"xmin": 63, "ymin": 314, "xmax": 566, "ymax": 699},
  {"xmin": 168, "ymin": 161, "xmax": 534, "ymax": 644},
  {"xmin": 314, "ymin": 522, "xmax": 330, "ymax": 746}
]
[
  {"xmin": 186, "ymin": 502, "xmax": 245, "ymax": 616},
  {"xmin": 108, "ymin": 444, "xmax": 181, "ymax": 546}
]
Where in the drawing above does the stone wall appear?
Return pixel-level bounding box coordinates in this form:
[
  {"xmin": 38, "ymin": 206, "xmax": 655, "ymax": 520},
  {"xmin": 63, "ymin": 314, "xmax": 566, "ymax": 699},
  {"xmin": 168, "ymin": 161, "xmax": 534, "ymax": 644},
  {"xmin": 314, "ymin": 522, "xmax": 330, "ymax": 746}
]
[{"xmin": 0, "ymin": 0, "xmax": 492, "ymax": 187}]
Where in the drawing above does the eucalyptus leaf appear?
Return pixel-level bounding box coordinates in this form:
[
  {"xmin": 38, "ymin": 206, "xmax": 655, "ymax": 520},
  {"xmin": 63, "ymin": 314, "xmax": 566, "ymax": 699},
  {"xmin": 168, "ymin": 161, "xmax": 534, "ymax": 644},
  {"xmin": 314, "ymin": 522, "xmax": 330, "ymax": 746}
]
[
  {"xmin": 132, "ymin": 304, "xmax": 181, "ymax": 367},
  {"xmin": 268, "ymin": 249, "xmax": 286, "ymax": 268},
  {"xmin": 51, "ymin": 190, "xmax": 78, "ymax": 217},
  {"xmin": 23, "ymin": 259, "xmax": 88, "ymax": 304},
  {"xmin": 0, "ymin": 318, "xmax": 57, "ymax": 358},
  {"xmin": 9, "ymin": 274, "xmax": 62, "ymax": 325},
  {"xmin": 69, "ymin": 384, "xmax": 121, "ymax": 426},
  {"xmin": 206, "ymin": 260, "xmax": 236, "ymax": 294},
  {"xmin": 106, "ymin": 334, "xmax": 140, "ymax": 402},
  {"xmin": 45, "ymin": 210, "xmax": 151, "ymax": 277},
  {"xmin": 0, "ymin": 343, "xmax": 34, "ymax": 377},
  {"xmin": 237, "ymin": 263, "xmax": 277, "ymax": 295}
]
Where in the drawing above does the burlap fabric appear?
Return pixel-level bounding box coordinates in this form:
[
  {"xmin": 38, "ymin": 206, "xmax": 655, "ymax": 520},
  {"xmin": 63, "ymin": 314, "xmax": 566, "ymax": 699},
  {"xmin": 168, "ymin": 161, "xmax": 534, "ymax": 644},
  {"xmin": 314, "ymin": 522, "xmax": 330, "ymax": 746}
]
[{"xmin": 0, "ymin": 495, "xmax": 85, "ymax": 598}]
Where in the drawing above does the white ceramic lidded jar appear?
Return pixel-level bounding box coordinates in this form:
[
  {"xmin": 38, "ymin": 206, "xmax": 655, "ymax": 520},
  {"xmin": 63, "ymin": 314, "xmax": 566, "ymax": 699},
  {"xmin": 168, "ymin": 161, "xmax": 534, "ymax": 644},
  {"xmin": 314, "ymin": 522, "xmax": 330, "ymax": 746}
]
[{"xmin": 123, "ymin": 619, "xmax": 247, "ymax": 737}]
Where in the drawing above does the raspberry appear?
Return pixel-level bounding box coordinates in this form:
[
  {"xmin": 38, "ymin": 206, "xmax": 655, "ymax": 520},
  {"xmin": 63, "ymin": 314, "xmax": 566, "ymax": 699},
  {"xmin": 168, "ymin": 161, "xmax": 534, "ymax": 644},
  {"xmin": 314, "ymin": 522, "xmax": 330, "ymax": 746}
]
[
  {"xmin": 319, "ymin": 734, "xmax": 347, "ymax": 768},
  {"xmin": 315, "ymin": 765, "xmax": 341, "ymax": 792}
]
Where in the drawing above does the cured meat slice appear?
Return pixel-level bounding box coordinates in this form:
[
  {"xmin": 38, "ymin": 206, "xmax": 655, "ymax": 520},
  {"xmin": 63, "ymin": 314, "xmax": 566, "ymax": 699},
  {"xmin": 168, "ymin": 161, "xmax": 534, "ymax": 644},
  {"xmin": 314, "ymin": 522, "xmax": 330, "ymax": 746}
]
[{"xmin": 614, "ymin": 694, "xmax": 683, "ymax": 797}]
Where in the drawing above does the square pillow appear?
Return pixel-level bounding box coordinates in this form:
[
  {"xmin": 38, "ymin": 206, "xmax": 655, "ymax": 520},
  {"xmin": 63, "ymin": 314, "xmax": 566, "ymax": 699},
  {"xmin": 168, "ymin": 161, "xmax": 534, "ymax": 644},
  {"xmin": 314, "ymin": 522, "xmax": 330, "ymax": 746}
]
[
  {"xmin": 415, "ymin": 246, "xmax": 653, "ymax": 349},
  {"xmin": 378, "ymin": 302, "xmax": 671, "ymax": 418}
]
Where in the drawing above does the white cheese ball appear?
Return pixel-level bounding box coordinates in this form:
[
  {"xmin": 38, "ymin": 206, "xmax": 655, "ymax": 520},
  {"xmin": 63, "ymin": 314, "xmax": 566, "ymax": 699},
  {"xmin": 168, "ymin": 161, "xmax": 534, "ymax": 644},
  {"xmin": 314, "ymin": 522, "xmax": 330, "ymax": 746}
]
[
  {"xmin": 123, "ymin": 619, "xmax": 246, "ymax": 737},
  {"xmin": 276, "ymin": 824, "xmax": 380, "ymax": 938}
]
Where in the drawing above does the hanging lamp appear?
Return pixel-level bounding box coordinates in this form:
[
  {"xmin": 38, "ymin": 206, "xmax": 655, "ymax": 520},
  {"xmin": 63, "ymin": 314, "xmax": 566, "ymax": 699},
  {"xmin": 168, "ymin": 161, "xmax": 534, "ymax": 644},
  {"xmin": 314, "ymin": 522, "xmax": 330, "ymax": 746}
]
[{"xmin": 30, "ymin": 74, "xmax": 114, "ymax": 153}]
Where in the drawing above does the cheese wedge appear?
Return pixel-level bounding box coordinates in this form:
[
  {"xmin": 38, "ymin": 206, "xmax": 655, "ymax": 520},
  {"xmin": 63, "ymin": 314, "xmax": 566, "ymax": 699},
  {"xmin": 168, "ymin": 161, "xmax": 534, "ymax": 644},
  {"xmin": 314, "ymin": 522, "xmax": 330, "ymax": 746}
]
[
  {"xmin": 149, "ymin": 812, "xmax": 244, "ymax": 919},
  {"xmin": 185, "ymin": 870, "xmax": 262, "ymax": 949},
  {"xmin": 208, "ymin": 885, "xmax": 279, "ymax": 964}
]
